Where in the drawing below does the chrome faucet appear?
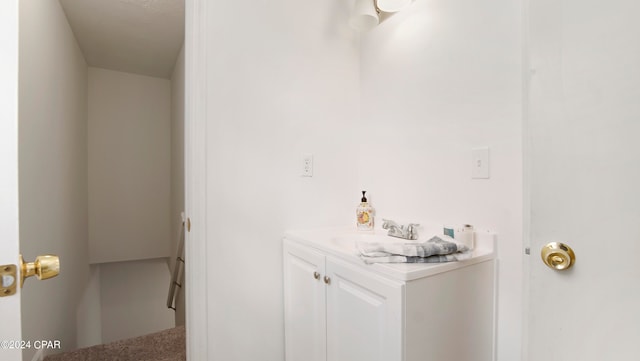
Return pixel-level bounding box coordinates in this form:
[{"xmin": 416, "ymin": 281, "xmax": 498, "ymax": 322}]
[{"xmin": 382, "ymin": 219, "xmax": 420, "ymax": 240}]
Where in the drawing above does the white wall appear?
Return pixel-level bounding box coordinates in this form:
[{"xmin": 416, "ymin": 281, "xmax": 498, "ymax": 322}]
[
  {"xmin": 358, "ymin": 2, "xmax": 523, "ymax": 360},
  {"xmin": 76, "ymin": 260, "xmax": 175, "ymax": 347},
  {"xmin": 88, "ymin": 68, "xmax": 172, "ymax": 263},
  {"xmin": 170, "ymin": 45, "xmax": 186, "ymax": 326},
  {"xmin": 99, "ymin": 259, "xmax": 175, "ymax": 343},
  {"xmin": 18, "ymin": 0, "xmax": 89, "ymax": 359},
  {"xmin": 203, "ymin": 0, "xmax": 360, "ymax": 359},
  {"xmin": 76, "ymin": 265, "xmax": 102, "ymax": 348}
]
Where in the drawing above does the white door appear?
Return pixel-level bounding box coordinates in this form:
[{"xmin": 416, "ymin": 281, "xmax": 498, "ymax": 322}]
[
  {"xmin": 0, "ymin": 1, "xmax": 22, "ymax": 360},
  {"xmin": 283, "ymin": 241, "xmax": 326, "ymax": 361},
  {"xmin": 326, "ymin": 257, "xmax": 403, "ymax": 361},
  {"xmin": 526, "ymin": 0, "xmax": 640, "ymax": 360}
]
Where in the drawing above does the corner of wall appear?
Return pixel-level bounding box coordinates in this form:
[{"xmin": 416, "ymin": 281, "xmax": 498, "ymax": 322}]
[{"xmin": 76, "ymin": 265, "xmax": 103, "ymax": 348}]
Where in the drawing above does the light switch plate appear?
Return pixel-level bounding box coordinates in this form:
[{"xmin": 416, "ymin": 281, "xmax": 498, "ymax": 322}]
[{"xmin": 472, "ymin": 147, "xmax": 490, "ymax": 179}]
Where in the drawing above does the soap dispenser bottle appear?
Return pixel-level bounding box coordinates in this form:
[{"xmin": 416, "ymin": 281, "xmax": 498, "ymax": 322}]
[{"xmin": 356, "ymin": 191, "xmax": 375, "ymax": 231}]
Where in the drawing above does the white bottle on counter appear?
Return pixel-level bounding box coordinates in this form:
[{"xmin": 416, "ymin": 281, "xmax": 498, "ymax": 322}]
[
  {"xmin": 356, "ymin": 191, "xmax": 374, "ymax": 231},
  {"xmin": 444, "ymin": 224, "xmax": 475, "ymax": 250}
]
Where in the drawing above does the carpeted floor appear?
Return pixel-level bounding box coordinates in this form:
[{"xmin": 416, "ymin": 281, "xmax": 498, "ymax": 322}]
[{"xmin": 44, "ymin": 326, "xmax": 185, "ymax": 361}]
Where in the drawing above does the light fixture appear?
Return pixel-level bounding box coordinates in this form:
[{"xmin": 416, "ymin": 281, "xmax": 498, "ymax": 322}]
[
  {"xmin": 376, "ymin": 0, "xmax": 411, "ymax": 13},
  {"xmin": 349, "ymin": 0, "xmax": 380, "ymax": 32},
  {"xmin": 349, "ymin": 0, "xmax": 412, "ymax": 31}
]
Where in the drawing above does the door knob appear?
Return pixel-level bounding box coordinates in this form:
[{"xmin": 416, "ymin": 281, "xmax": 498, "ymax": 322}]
[
  {"xmin": 541, "ymin": 242, "xmax": 575, "ymax": 271},
  {"xmin": 20, "ymin": 254, "xmax": 60, "ymax": 287}
]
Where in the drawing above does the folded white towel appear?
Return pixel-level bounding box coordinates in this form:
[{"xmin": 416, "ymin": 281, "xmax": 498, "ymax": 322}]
[
  {"xmin": 359, "ymin": 251, "xmax": 473, "ymax": 264},
  {"xmin": 357, "ymin": 235, "xmax": 471, "ymax": 264}
]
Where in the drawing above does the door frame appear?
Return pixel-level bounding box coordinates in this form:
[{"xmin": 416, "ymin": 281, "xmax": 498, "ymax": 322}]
[
  {"xmin": 184, "ymin": 0, "xmax": 209, "ymax": 360},
  {"xmin": 0, "ymin": 1, "xmax": 22, "ymax": 359},
  {"xmin": 521, "ymin": 0, "xmax": 531, "ymax": 357}
]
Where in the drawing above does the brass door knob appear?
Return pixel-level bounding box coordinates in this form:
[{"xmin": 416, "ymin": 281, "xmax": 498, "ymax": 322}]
[
  {"xmin": 20, "ymin": 254, "xmax": 60, "ymax": 287},
  {"xmin": 541, "ymin": 242, "xmax": 575, "ymax": 271}
]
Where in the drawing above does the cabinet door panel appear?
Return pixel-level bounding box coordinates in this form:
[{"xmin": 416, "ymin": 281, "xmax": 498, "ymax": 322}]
[
  {"xmin": 283, "ymin": 241, "xmax": 326, "ymax": 361},
  {"xmin": 326, "ymin": 257, "xmax": 403, "ymax": 361}
]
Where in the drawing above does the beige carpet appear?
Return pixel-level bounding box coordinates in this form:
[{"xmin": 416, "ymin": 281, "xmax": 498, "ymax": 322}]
[{"xmin": 44, "ymin": 326, "xmax": 185, "ymax": 361}]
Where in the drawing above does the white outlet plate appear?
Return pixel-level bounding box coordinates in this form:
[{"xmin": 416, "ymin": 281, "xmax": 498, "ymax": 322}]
[
  {"xmin": 472, "ymin": 147, "xmax": 490, "ymax": 179},
  {"xmin": 302, "ymin": 153, "xmax": 313, "ymax": 177}
]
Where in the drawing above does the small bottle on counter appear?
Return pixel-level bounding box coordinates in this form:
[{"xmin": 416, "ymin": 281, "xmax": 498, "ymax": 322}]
[
  {"xmin": 356, "ymin": 191, "xmax": 374, "ymax": 231},
  {"xmin": 444, "ymin": 224, "xmax": 475, "ymax": 250},
  {"xmin": 458, "ymin": 224, "xmax": 475, "ymax": 250}
]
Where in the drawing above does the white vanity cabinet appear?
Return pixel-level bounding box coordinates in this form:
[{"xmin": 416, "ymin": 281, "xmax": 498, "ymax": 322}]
[
  {"xmin": 284, "ymin": 240, "xmax": 403, "ymax": 361},
  {"xmin": 283, "ymin": 230, "xmax": 496, "ymax": 361}
]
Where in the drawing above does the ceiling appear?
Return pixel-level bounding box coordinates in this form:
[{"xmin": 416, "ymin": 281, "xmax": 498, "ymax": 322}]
[{"xmin": 59, "ymin": 0, "xmax": 185, "ymax": 79}]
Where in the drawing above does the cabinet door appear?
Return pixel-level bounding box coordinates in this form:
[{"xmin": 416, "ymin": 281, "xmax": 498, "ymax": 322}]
[
  {"xmin": 283, "ymin": 240, "xmax": 327, "ymax": 361},
  {"xmin": 326, "ymin": 256, "xmax": 404, "ymax": 361}
]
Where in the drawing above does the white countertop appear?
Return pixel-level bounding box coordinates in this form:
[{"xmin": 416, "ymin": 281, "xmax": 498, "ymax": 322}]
[{"xmin": 284, "ymin": 227, "xmax": 496, "ymax": 281}]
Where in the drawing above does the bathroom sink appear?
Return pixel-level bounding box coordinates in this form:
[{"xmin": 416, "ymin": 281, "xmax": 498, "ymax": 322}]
[
  {"xmin": 329, "ymin": 233, "xmax": 409, "ymax": 252},
  {"xmin": 284, "ymin": 226, "xmax": 497, "ymax": 281}
]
